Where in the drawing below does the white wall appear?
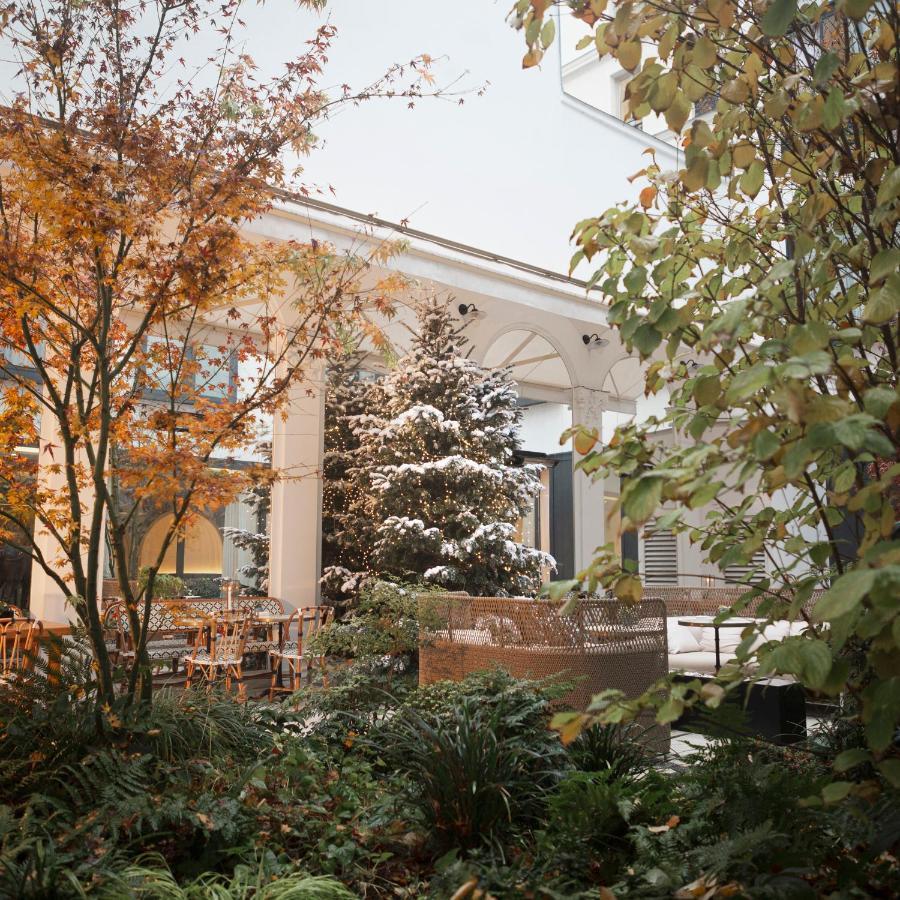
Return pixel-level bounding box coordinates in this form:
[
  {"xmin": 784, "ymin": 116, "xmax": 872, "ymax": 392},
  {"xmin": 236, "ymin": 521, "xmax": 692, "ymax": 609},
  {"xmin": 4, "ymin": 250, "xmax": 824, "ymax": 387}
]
[{"xmin": 518, "ymin": 402, "xmax": 572, "ymax": 455}]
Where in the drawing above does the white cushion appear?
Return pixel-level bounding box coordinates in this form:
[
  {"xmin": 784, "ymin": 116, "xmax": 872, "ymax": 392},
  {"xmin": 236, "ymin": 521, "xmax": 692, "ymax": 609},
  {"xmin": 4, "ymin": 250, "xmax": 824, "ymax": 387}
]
[
  {"xmin": 666, "ymin": 618, "xmax": 703, "ymax": 654},
  {"xmin": 697, "ymin": 621, "xmax": 756, "ymax": 653}
]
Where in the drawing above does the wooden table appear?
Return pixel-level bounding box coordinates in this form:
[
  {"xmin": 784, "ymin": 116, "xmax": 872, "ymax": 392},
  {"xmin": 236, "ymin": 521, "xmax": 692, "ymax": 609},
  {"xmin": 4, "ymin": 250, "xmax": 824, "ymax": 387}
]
[{"xmin": 677, "ymin": 616, "xmax": 756, "ymax": 672}]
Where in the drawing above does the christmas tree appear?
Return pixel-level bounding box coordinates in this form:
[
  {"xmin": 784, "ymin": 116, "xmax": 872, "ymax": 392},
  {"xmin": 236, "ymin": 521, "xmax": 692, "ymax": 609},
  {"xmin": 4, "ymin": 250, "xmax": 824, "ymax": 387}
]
[
  {"xmin": 320, "ymin": 346, "xmax": 380, "ymax": 610},
  {"xmin": 360, "ymin": 296, "xmax": 553, "ymax": 596}
]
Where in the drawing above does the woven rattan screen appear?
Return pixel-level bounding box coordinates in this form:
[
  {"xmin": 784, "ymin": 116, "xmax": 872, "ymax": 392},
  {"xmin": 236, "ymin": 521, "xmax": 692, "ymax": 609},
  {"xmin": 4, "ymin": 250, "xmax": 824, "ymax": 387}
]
[{"xmin": 419, "ymin": 596, "xmax": 670, "ymax": 751}]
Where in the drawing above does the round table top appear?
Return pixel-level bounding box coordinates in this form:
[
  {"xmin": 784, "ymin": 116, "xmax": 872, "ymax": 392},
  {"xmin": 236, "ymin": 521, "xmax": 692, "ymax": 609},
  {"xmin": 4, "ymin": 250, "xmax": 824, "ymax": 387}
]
[
  {"xmin": 253, "ymin": 613, "xmax": 292, "ymax": 623},
  {"xmin": 678, "ymin": 616, "xmax": 756, "ymax": 628}
]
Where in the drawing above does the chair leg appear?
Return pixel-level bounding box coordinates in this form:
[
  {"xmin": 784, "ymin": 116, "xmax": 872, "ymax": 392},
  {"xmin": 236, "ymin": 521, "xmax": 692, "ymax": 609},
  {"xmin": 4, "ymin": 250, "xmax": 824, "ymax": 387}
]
[
  {"xmin": 183, "ymin": 662, "xmax": 193, "ymax": 691},
  {"xmin": 235, "ymin": 665, "xmax": 246, "ymax": 702},
  {"xmin": 269, "ymin": 654, "xmax": 281, "ymax": 701}
]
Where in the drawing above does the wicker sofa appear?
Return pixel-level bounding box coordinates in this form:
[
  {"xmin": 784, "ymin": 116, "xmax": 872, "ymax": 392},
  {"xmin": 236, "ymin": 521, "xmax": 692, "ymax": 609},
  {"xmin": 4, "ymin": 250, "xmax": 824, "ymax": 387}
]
[
  {"xmin": 418, "ymin": 595, "xmax": 670, "ymax": 751},
  {"xmin": 646, "ymin": 587, "xmax": 819, "ymax": 676}
]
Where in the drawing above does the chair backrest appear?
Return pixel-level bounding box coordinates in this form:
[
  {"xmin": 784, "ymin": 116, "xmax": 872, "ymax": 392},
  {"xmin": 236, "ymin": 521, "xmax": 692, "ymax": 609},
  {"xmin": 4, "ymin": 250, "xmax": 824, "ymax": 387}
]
[
  {"xmin": 212, "ymin": 614, "xmax": 252, "ymax": 662},
  {"xmin": 296, "ymin": 605, "xmax": 334, "ymax": 650},
  {"xmin": 0, "ymin": 619, "xmax": 43, "ymax": 675}
]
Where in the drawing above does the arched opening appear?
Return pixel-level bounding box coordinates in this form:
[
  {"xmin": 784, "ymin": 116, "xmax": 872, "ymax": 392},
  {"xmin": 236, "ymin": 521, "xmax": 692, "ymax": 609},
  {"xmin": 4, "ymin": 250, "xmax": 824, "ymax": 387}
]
[
  {"xmin": 138, "ymin": 514, "xmax": 223, "ymax": 575},
  {"xmin": 482, "ymin": 327, "xmax": 576, "ymax": 580}
]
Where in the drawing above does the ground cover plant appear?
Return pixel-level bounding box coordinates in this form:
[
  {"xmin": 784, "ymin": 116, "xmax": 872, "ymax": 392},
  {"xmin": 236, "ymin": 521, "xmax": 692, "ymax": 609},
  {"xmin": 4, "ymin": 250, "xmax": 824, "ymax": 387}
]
[{"xmin": 2, "ymin": 645, "xmax": 897, "ymax": 898}]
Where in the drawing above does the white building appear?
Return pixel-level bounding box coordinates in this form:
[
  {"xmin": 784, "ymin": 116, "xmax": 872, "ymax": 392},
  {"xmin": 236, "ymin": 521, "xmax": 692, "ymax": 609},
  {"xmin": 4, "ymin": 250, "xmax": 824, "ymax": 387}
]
[{"xmin": 16, "ymin": 3, "xmax": 759, "ymax": 620}]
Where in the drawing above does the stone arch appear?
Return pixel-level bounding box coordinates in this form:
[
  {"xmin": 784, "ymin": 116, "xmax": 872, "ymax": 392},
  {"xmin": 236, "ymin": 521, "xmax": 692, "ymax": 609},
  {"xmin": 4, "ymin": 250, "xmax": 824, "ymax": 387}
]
[{"xmin": 478, "ymin": 322, "xmax": 575, "ymax": 393}]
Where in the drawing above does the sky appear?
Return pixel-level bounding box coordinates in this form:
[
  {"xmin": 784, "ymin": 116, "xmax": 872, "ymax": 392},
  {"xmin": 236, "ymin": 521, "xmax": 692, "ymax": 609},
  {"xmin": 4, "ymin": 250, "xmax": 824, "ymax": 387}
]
[
  {"xmin": 0, "ymin": 0, "xmax": 661, "ymax": 275},
  {"xmin": 220, "ymin": 0, "xmax": 653, "ymax": 275}
]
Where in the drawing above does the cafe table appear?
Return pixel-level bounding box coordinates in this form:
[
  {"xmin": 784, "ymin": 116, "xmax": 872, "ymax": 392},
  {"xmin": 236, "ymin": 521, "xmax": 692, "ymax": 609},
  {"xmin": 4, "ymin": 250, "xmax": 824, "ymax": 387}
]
[{"xmin": 677, "ymin": 616, "xmax": 756, "ymax": 672}]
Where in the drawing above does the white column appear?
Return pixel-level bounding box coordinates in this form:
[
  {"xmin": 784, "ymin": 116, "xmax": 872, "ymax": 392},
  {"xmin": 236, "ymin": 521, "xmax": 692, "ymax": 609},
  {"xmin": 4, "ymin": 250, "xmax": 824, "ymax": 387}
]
[
  {"xmin": 268, "ymin": 368, "xmax": 326, "ymax": 610},
  {"xmin": 29, "ymin": 409, "xmax": 105, "ymax": 624},
  {"xmin": 571, "ymin": 387, "xmax": 607, "ymax": 573}
]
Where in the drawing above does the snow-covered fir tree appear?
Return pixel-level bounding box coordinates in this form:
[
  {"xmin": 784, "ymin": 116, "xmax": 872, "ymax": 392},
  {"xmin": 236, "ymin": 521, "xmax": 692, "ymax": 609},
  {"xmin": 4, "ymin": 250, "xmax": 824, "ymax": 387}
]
[
  {"xmin": 359, "ymin": 296, "xmax": 553, "ymax": 596},
  {"xmin": 320, "ymin": 347, "xmax": 379, "ymax": 609}
]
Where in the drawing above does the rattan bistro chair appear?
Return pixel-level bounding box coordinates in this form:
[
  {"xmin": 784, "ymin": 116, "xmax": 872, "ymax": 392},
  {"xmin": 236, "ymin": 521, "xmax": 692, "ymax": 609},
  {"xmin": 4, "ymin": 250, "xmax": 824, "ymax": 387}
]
[
  {"xmin": 0, "ymin": 619, "xmax": 43, "ymax": 685},
  {"xmin": 183, "ymin": 613, "xmax": 251, "ymax": 699},
  {"xmin": 268, "ymin": 605, "xmax": 333, "ymax": 698}
]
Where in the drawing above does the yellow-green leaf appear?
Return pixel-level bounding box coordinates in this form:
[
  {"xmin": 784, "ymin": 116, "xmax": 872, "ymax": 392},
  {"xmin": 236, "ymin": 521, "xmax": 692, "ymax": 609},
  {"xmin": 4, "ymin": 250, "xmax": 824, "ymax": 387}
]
[
  {"xmin": 619, "ymin": 39, "xmax": 642, "ymax": 72},
  {"xmin": 740, "ymin": 160, "xmax": 766, "ymax": 199},
  {"xmin": 863, "ymin": 274, "xmax": 900, "ymax": 324},
  {"xmin": 665, "ymin": 92, "xmax": 692, "ymax": 133}
]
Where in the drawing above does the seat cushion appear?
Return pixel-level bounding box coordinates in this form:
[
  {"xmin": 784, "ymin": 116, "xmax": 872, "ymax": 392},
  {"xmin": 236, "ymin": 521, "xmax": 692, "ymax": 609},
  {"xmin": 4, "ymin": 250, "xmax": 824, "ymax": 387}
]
[{"xmin": 667, "ymin": 618, "xmax": 702, "ymax": 653}]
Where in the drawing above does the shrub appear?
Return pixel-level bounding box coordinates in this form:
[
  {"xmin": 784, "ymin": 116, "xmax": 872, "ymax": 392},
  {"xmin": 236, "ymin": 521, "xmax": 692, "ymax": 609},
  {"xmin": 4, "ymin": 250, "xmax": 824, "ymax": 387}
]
[
  {"xmin": 309, "ymin": 580, "xmax": 420, "ymax": 680},
  {"xmin": 566, "ymin": 722, "xmax": 655, "ymax": 783},
  {"xmin": 374, "ymin": 670, "xmax": 566, "ymax": 852}
]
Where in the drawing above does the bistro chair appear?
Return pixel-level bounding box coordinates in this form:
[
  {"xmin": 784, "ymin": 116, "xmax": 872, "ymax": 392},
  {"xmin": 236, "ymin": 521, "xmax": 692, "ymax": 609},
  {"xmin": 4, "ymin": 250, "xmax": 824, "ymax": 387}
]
[
  {"xmin": 269, "ymin": 605, "xmax": 334, "ymax": 699},
  {"xmin": 183, "ymin": 613, "xmax": 252, "ymax": 700},
  {"xmin": 0, "ymin": 619, "xmax": 43, "ymax": 686}
]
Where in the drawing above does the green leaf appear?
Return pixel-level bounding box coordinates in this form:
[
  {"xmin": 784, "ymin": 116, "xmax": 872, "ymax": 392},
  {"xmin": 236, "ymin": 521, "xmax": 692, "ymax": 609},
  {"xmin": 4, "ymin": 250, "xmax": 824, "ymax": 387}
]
[
  {"xmin": 618, "ymin": 38, "xmax": 641, "ymax": 72},
  {"xmin": 833, "ymin": 748, "xmax": 870, "ymax": 772},
  {"xmin": 693, "ymin": 36, "xmax": 717, "ymax": 69},
  {"xmin": 693, "ymin": 374, "xmax": 721, "ymax": 406},
  {"xmin": 752, "ymin": 429, "xmax": 780, "ymax": 460},
  {"xmin": 863, "ymin": 274, "xmax": 900, "ymax": 324},
  {"xmin": 540, "ymin": 18, "xmax": 555, "ymax": 49},
  {"xmin": 822, "ymin": 87, "xmax": 847, "ymax": 130},
  {"xmin": 813, "ymin": 569, "xmax": 876, "ymax": 622},
  {"xmin": 725, "ymin": 364, "xmax": 772, "ymax": 402},
  {"xmin": 879, "ymin": 759, "xmax": 900, "ymax": 788},
  {"xmin": 740, "ymin": 160, "xmax": 765, "ymax": 199},
  {"xmin": 545, "ymin": 579, "xmax": 580, "ymax": 601},
  {"xmin": 863, "ymin": 386, "xmax": 898, "ymax": 418},
  {"xmin": 657, "ymin": 697, "xmax": 685, "ymax": 724},
  {"xmin": 821, "ymin": 781, "xmax": 853, "ymax": 804},
  {"xmin": 632, "ymin": 323, "xmax": 662, "ymax": 356},
  {"xmin": 665, "ymin": 92, "xmax": 692, "ymax": 134},
  {"xmin": 813, "ymin": 51, "xmax": 840, "ymax": 86},
  {"xmin": 870, "ymin": 249, "xmax": 900, "ymax": 285},
  {"xmin": 843, "ymin": 0, "xmax": 875, "ymax": 20},
  {"xmin": 623, "ymin": 476, "xmax": 664, "ymax": 524},
  {"xmin": 766, "ymin": 637, "xmax": 833, "ymax": 689},
  {"xmin": 760, "ymin": 0, "xmax": 798, "ymax": 36},
  {"xmin": 876, "ymin": 165, "xmax": 900, "ymax": 206}
]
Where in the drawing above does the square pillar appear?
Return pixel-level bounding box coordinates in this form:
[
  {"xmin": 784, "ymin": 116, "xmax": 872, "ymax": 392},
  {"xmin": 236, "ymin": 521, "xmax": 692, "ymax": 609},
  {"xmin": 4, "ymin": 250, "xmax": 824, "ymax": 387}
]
[
  {"xmin": 268, "ymin": 368, "xmax": 326, "ymax": 610},
  {"xmin": 571, "ymin": 387, "xmax": 607, "ymax": 573}
]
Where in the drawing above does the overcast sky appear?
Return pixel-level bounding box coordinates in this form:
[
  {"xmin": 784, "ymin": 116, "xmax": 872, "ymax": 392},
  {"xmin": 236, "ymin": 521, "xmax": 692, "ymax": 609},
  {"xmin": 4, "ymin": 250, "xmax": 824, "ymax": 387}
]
[{"xmin": 0, "ymin": 1, "xmax": 658, "ymax": 275}]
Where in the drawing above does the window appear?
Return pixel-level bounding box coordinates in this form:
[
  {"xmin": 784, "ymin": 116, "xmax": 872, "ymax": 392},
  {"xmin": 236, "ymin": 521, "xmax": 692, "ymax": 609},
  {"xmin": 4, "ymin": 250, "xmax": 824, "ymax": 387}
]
[
  {"xmin": 723, "ymin": 550, "xmax": 766, "ymax": 585},
  {"xmin": 642, "ymin": 526, "xmax": 678, "ymax": 584}
]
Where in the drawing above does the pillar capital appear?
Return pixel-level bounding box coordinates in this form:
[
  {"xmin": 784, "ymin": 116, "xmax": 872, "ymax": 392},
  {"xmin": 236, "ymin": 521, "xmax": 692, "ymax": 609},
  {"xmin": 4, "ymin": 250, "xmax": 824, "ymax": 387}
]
[{"xmin": 571, "ymin": 386, "xmax": 608, "ymax": 427}]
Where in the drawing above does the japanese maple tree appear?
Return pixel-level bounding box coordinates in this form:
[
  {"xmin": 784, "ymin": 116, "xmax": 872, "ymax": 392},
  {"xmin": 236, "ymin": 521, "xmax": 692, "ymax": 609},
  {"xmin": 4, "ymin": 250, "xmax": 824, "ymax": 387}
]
[{"xmin": 0, "ymin": 0, "xmax": 437, "ymax": 703}]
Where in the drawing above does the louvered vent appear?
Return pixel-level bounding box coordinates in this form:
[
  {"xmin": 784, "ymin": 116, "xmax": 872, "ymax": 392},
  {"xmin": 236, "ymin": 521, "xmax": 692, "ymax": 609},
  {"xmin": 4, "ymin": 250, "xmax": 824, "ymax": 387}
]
[
  {"xmin": 642, "ymin": 527, "xmax": 678, "ymax": 585},
  {"xmin": 723, "ymin": 551, "xmax": 766, "ymax": 585}
]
